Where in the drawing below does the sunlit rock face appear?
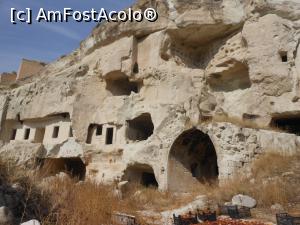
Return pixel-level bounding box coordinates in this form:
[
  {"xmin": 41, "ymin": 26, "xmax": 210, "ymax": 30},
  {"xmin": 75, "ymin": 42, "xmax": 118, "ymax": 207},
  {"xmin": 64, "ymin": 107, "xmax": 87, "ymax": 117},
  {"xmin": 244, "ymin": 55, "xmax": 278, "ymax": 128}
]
[{"xmin": 0, "ymin": 0, "xmax": 299, "ymax": 191}]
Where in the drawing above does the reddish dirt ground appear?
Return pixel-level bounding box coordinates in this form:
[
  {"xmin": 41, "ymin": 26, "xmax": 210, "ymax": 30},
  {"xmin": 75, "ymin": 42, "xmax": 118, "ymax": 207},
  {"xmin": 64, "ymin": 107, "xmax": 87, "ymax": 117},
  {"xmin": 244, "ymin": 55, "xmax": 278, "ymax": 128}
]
[{"xmin": 193, "ymin": 218, "xmax": 267, "ymax": 225}]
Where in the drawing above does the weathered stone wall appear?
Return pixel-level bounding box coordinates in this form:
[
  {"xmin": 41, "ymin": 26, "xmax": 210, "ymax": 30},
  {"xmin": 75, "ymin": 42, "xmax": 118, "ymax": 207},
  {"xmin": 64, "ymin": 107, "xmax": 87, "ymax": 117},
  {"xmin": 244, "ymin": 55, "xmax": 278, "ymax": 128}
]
[
  {"xmin": 17, "ymin": 59, "xmax": 46, "ymax": 80},
  {"xmin": 0, "ymin": 73, "xmax": 17, "ymax": 84}
]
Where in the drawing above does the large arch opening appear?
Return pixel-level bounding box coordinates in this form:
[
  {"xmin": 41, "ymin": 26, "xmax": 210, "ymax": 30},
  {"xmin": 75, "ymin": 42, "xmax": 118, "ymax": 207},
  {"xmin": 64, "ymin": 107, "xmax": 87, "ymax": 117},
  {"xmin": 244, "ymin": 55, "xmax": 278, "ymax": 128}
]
[
  {"xmin": 39, "ymin": 158, "xmax": 86, "ymax": 180},
  {"xmin": 122, "ymin": 163, "xmax": 158, "ymax": 188},
  {"xmin": 168, "ymin": 129, "xmax": 218, "ymax": 192}
]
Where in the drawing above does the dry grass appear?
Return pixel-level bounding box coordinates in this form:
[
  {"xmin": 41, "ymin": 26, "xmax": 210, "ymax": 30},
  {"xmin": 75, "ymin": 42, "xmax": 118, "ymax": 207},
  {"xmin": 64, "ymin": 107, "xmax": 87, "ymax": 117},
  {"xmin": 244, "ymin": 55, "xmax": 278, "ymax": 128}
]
[
  {"xmin": 0, "ymin": 159, "xmax": 189, "ymax": 225},
  {"xmin": 208, "ymin": 177, "xmax": 294, "ymax": 207},
  {"xmin": 251, "ymin": 152, "xmax": 294, "ymax": 179},
  {"xmin": 0, "ymin": 159, "xmax": 50, "ymax": 223},
  {"xmin": 189, "ymin": 152, "xmax": 300, "ymax": 208},
  {"xmin": 0, "ymin": 152, "xmax": 299, "ymax": 225},
  {"xmin": 121, "ymin": 182, "xmax": 196, "ymax": 212},
  {"xmin": 41, "ymin": 178, "xmax": 119, "ymax": 225},
  {"xmin": 39, "ymin": 179, "xmax": 191, "ymax": 225}
]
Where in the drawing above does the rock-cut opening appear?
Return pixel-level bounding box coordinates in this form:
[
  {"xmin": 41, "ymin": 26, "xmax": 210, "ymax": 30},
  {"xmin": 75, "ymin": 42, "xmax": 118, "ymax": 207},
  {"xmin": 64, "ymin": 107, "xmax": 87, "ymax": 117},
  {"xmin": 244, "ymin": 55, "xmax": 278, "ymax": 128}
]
[
  {"xmin": 168, "ymin": 129, "xmax": 218, "ymax": 192},
  {"xmin": 86, "ymin": 124, "xmax": 103, "ymax": 144},
  {"xmin": 270, "ymin": 115, "xmax": 300, "ymax": 135},
  {"xmin": 208, "ymin": 61, "xmax": 251, "ymax": 92},
  {"xmin": 122, "ymin": 163, "xmax": 158, "ymax": 188},
  {"xmin": 279, "ymin": 51, "xmax": 288, "ymax": 63},
  {"xmin": 39, "ymin": 158, "xmax": 86, "ymax": 180},
  {"xmin": 105, "ymin": 73, "xmax": 142, "ymax": 96},
  {"xmin": 33, "ymin": 127, "xmax": 45, "ymax": 143},
  {"xmin": 126, "ymin": 113, "xmax": 154, "ymax": 141}
]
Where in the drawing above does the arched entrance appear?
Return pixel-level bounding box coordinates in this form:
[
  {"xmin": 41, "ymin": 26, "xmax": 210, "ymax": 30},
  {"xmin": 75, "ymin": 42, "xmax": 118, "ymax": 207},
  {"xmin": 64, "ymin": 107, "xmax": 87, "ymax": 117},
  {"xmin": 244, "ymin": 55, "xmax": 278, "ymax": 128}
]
[
  {"xmin": 168, "ymin": 129, "xmax": 218, "ymax": 192},
  {"xmin": 122, "ymin": 163, "xmax": 158, "ymax": 188}
]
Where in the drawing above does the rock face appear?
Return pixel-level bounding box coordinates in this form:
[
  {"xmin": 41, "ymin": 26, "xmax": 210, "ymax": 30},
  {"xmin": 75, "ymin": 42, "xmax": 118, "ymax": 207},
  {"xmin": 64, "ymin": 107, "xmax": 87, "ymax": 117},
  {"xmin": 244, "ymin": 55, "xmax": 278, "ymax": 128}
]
[
  {"xmin": 0, "ymin": 0, "xmax": 299, "ymax": 191},
  {"xmin": 20, "ymin": 220, "xmax": 41, "ymax": 225},
  {"xmin": 232, "ymin": 194, "xmax": 257, "ymax": 208}
]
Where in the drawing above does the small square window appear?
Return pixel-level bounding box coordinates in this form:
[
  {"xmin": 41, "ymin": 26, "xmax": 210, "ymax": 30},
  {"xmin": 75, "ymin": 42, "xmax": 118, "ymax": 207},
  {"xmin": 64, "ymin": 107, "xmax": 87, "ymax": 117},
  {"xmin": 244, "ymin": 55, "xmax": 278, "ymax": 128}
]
[
  {"xmin": 52, "ymin": 126, "xmax": 59, "ymax": 138},
  {"xmin": 96, "ymin": 125, "xmax": 102, "ymax": 136},
  {"xmin": 24, "ymin": 128, "xmax": 30, "ymax": 140}
]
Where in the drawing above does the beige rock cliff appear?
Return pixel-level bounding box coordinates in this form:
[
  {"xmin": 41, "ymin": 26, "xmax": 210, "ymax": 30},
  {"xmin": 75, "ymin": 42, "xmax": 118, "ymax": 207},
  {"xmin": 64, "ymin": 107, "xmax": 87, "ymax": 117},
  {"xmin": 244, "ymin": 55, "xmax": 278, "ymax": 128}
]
[{"xmin": 0, "ymin": 0, "xmax": 299, "ymax": 192}]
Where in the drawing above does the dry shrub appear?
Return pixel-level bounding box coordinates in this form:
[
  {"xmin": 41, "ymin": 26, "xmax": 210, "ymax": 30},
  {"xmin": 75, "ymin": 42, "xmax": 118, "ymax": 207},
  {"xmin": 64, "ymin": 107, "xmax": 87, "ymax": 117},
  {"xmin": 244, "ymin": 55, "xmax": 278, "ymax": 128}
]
[
  {"xmin": 40, "ymin": 179, "xmax": 165, "ymax": 225},
  {"xmin": 39, "ymin": 180, "xmax": 202, "ymax": 225},
  {"xmin": 41, "ymin": 178, "xmax": 120, "ymax": 225},
  {"xmin": 122, "ymin": 182, "xmax": 178, "ymax": 211},
  {"xmin": 255, "ymin": 181, "xmax": 290, "ymax": 206},
  {"xmin": 249, "ymin": 152, "xmax": 299, "ymax": 207},
  {"xmin": 0, "ymin": 160, "xmax": 50, "ymax": 223},
  {"xmin": 251, "ymin": 152, "xmax": 293, "ymax": 178},
  {"xmin": 0, "ymin": 158, "xmax": 26, "ymax": 184},
  {"xmin": 0, "ymin": 152, "xmax": 299, "ymax": 225},
  {"xmin": 208, "ymin": 178, "xmax": 294, "ymax": 207},
  {"xmin": 0, "ymin": 158, "xmax": 9, "ymax": 184},
  {"xmin": 196, "ymin": 152, "xmax": 300, "ymax": 208}
]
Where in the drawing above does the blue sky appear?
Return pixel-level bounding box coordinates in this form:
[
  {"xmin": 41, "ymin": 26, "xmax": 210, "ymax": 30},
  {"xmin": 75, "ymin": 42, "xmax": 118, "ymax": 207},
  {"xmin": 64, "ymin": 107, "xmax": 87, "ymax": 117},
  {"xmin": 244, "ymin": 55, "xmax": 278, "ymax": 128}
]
[{"xmin": 0, "ymin": 0, "xmax": 135, "ymax": 73}]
